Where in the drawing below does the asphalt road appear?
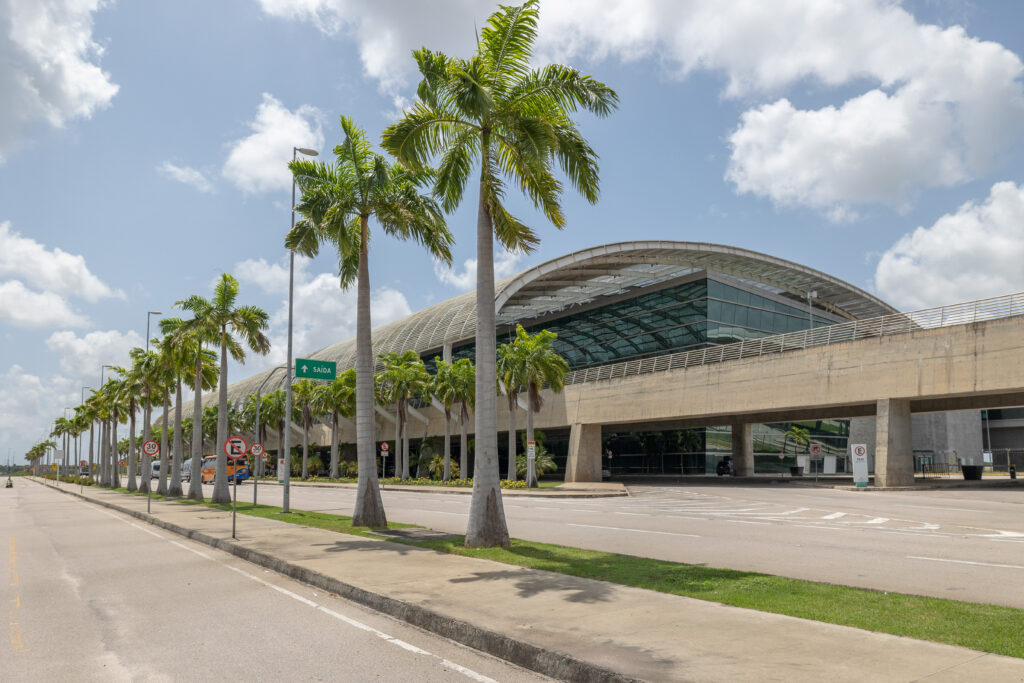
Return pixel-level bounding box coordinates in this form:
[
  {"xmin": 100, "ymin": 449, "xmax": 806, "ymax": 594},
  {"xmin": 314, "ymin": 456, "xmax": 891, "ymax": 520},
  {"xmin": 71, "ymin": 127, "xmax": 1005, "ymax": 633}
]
[
  {"xmin": 230, "ymin": 479, "xmax": 1024, "ymax": 608},
  {"xmin": 1, "ymin": 482, "xmax": 549, "ymax": 682}
]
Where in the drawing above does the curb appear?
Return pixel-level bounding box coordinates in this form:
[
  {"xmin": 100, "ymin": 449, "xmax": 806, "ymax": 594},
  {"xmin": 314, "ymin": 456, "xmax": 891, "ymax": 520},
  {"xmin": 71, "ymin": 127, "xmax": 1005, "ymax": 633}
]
[
  {"xmin": 34, "ymin": 479, "xmax": 639, "ymax": 683},
  {"xmin": 257, "ymin": 480, "xmax": 630, "ymax": 498}
]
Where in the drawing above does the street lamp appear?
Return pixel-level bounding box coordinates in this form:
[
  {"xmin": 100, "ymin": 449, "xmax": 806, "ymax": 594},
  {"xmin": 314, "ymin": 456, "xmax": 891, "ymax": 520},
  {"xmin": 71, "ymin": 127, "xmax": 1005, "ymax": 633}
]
[
  {"xmin": 145, "ymin": 311, "xmax": 162, "ymax": 354},
  {"xmin": 253, "ymin": 365, "xmax": 287, "ymax": 506},
  {"xmin": 283, "ymin": 145, "xmax": 318, "ymax": 514}
]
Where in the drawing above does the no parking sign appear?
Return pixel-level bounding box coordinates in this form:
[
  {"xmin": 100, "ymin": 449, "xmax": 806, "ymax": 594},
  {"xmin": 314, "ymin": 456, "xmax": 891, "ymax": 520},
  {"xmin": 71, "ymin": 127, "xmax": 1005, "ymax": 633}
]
[{"xmin": 851, "ymin": 443, "xmax": 868, "ymax": 487}]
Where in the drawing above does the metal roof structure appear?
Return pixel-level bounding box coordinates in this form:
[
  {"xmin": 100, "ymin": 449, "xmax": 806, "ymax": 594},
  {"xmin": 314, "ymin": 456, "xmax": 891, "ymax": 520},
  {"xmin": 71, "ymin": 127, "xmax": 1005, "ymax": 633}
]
[{"xmin": 223, "ymin": 241, "xmax": 895, "ymax": 402}]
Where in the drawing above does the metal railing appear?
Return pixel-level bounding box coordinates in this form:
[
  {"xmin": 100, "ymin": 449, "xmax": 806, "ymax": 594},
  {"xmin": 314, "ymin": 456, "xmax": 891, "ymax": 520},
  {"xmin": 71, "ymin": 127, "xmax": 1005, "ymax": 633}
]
[{"xmin": 564, "ymin": 291, "xmax": 1024, "ymax": 386}]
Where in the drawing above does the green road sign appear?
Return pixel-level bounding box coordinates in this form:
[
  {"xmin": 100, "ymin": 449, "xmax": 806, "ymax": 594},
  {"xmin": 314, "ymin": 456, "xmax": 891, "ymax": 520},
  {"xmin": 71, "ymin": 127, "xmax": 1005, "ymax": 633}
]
[{"xmin": 295, "ymin": 358, "xmax": 336, "ymax": 380}]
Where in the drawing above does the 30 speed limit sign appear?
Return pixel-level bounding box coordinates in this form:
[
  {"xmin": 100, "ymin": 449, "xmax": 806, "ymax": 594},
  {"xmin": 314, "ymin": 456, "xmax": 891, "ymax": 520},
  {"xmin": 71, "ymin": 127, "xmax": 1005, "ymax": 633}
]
[
  {"xmin": 250, "ymin": 442, "xmax": 265, "ymax": 457},
  {"xmin": 142, "ymin": 440, "xmax": 159, "ymax": 457}
]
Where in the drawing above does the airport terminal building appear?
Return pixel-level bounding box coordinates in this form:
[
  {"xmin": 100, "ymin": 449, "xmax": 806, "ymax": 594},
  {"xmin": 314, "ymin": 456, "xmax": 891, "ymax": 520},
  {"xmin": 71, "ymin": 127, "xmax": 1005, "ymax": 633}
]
[{"xmin": 224, "ymin": 241, "xmax": 983, "ymax": 480}]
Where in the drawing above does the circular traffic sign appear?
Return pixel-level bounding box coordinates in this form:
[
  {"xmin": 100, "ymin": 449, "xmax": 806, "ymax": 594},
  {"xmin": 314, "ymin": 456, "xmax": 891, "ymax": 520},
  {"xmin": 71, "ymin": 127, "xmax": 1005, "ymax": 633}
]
[
  {"xmin": 852, "ymin": 445, "xmax": 867, "ymax": 457},
  {"xmin": 79, "ymin": 460, "xmax": 87, "ymax": 468},
  {"xmin": 142, "ymin": 440, "xmax": 160, "ymax": 456},
  {"xmin": 225, "ymin": 435, "xmax": 248, "ymax": 459},
  {"xmin": 810, "ymin": 443, "xmax": 822, "ymax": 456},
  {"xmin": 380, "ymin": 442, "xmax": 389, "ymax": 452},
  {"xmin": 250, "ymin": 442, "xmax": 264, "ymax": 457}
]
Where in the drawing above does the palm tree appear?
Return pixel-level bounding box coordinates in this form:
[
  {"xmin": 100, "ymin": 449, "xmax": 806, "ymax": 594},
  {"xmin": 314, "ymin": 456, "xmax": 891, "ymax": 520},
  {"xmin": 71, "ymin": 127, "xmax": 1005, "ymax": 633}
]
[
  {"xmin": 291, "ymin": 378, "xmax": 321, "ymax": 479},
  {"xmin": 160, "ymin": 319, "xmax": 218, "ymax": 499},
  {"xmin": 376, "ymin": 350, "xmax": 430, "ymax": 480},
  {"xmin": 432, "ymin": 359, "xmax": 465, "ymax": 481},
  {"xmin": 287, "ymin": 117, "xmax": 452, "ymax": 525},
  {"xmin": 111, "ymin": 363, "xmax": 141, "ymax": 491},
  {"xmin": 447, "ymin": 359, "xmax": 476, "ymax": 481},
  {"xmin": 497, "ymin": 338, "xmax": 525, "ymax": 481},
  {"xmin": 383, "ymin": 0, "xmax": 617, "ymax": 546},
  {"xmin": 506, "ymin": 325, "xmax": 568, "ymax": 487},
  {"xmin": 259, "ymin": 389, "xmax": 287, "ymax": 465},
  {"xmin": 313, "ymin": 369, "xmax": 356, "ymax": 479},
  {"xmin": 783, "ymin": 425, "xmax": 812, "ymax": 469},
  {"xmin": 176, "ymin": 274, "xmax": 269, "ymax": 503}
]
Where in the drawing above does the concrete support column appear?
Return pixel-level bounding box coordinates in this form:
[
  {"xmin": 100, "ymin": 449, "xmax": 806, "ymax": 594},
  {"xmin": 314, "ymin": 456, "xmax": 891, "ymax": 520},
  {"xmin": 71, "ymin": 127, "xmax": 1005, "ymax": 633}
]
[
  {"xmin": 731, "ymin": 423, "xmax": 754, "ymax": 476},
  {"xmin": 875, "ymin": 398, "xmax": 913, "ymax": 487},
  {"xmin": 565, "ymin": 423, "xmax": 602, "ymax": 482}
]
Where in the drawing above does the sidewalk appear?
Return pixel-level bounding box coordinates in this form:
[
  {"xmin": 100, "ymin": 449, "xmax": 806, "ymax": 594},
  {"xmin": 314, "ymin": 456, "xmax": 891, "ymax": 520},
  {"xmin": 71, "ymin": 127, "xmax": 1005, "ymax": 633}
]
[
  {"xmin": 35, "ymin": 479, "xmax": 1024, "ymax": 682},
  {"xmin": 261, "ymin": 479, "xmax": 629, "ymax": 497}
]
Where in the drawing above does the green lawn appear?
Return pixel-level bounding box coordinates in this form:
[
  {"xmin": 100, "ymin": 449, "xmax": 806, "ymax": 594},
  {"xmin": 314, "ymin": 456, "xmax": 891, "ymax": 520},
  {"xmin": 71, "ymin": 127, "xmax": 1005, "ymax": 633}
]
[{"xmin": 107, "ymin": 485, "xmax": 1024, "ymax": 658}]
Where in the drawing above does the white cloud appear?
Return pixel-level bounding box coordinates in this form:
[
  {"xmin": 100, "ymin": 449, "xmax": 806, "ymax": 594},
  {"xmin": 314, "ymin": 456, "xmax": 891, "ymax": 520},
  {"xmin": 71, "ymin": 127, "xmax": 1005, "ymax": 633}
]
[
  {"xmin": 45, "ymin": 329, "xmax": 144, "ymax": 378},
  {"xmin": 0, "ymin": 0, "xmax": 118, "ymax": 162},
  {"xmin": 157, "ymin": 162, "xmax": 214, "ymax": 193},
  {"xmin": 0, "ymin": 221, "xmax": 123, "ymax": 302},
  {"xmin": 0, "ymin": 365, "xmax": 83, "ymax": 463},
  {"xmin": 233, "ymin": 255, "xmax": 412, "ymax": 371},
  {"xmin": 0, "ymin": 280, "xmax": 89, "ymax": 328},
  {"xmin": 434, "ymin": 248, "xmax": 523, "ymax": 290},
  {"xmin": 222, "ymin": 93, "xmax": 324, "ymax": 194},
  {"xmin": 259, "ymin": 0, "xmax": 1024, "ymax": 217},
  {"xmin": 875, "ymin": 182, "xmax": 1024, "ymax": 309}
]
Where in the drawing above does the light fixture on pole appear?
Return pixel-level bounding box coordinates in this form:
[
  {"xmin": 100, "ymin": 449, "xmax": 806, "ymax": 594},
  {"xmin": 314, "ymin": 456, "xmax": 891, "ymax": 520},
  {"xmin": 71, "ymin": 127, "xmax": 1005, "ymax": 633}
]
[
  {"xmin": 145, "ymin": 312, "xmax": 162, "ymax": 354},
  {"xmin": 283, "ymin": 145, "xmax": 318, "ymax": 514}
]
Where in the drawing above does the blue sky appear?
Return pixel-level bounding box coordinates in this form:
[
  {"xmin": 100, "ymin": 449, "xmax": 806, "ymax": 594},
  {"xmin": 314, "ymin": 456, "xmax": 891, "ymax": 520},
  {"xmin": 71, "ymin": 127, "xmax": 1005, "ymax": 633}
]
[{"xmin": 3, "ymin": 0, "xmax": 1024, "ymax": 463}]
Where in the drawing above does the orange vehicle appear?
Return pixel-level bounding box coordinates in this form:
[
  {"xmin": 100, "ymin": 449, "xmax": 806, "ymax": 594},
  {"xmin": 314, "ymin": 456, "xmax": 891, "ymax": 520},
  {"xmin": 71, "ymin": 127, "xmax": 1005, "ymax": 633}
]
[{"xmin": 200, "ymin": 455, "xmax": 250, "ymax": 484}]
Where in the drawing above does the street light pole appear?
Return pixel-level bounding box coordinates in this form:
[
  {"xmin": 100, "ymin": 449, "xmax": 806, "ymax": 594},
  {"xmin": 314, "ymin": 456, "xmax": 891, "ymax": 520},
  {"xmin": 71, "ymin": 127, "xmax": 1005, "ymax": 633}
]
[
  {"xmin": 100, "ymin": 365, "xmax": 114, "ymax": 485},
  {"xmin": 283, "ymin": 145, "xmax": 318, "ymax": 514},
  {"xmin": 143, "ymin": 311, "xmax": 162, "ymax": 507},
  {"xmin": 253, "ymin": 366, "xmax": 286, "ymax": 507}
]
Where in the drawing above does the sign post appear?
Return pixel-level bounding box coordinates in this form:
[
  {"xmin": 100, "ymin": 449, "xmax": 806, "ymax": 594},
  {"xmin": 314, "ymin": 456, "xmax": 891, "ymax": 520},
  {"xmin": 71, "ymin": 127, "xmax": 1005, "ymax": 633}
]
[
  {"xmin": 295, "ymin": 358, "xmax": 337, "ymax": 380},
  {"xmin": 142, "ymin": 440, "xmax": 159, "ymax": 513},
  {"xmin": 250, "ymin": 442, "xmax": 264, "ymax": 506},
  {"xmin": 380, "ymin": 442, "xmax": 389, "ymax": 479},
  {"xmin": 527, "ymin": 440, "xmax": 536, "ymax": 487},
  {"xmin": 225, "ymin": 436, "xmax": 247, "ymax": 539},
  {"xmin": 809, "ymin": 443, "xmax": 822, "ymax": 482},
  {"xmin": 851, "ymin": 443, "xmax": 868, "ymax": 488}
]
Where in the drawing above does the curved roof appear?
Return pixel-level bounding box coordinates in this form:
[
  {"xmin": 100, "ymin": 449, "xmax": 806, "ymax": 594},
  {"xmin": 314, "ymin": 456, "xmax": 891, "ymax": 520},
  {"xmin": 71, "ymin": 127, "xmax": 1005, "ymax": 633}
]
[{"xmin": 225, "ymin": 241, "xmax": 895, "ymax": 401}]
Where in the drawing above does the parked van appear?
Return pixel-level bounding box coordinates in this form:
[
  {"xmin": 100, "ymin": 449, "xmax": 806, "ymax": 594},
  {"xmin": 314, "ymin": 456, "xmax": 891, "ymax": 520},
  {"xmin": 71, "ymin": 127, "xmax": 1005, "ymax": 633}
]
[
  {"xmin": 150, "ymin": 461, "xmax": 161, "ymax": 479},
  {"xmin": 182, "ymin": 459, "xmax": 192, "ymax": 483}
]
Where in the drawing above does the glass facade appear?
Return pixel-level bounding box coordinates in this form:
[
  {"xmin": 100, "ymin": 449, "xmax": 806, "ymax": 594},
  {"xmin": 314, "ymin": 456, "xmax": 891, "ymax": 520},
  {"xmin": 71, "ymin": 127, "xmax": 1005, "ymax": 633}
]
[{"xmin": 433, "ymin": 275, "xmax": 841, "ymax": 373}]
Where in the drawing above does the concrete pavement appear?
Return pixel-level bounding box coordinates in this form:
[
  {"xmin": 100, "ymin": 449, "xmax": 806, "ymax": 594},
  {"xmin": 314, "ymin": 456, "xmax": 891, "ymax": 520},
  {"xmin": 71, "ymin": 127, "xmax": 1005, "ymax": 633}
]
[{"xmin": 30, "ymin": 478, "xmax": 1024, "ymax": 682}]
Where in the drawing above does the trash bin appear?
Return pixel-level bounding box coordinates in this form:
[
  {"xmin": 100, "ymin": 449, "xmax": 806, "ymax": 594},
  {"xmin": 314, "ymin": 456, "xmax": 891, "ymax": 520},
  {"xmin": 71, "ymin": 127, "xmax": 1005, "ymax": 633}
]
[{"xmin": 961, "ymin": 465, "xmax": 983, "ymax": 480}]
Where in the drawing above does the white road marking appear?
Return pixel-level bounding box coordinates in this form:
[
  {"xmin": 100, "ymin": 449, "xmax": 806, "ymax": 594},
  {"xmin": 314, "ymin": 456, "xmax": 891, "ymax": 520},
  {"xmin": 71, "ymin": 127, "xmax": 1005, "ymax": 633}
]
[
  {"xmin": 724, "ymin": 520, "xmax": 769, "ymax": 526},
  {"xmin": 821, "ymin": 512, "xmax": 846, "ymax": 520},
  {"xmin": 87, "ymin": 499, "xmax": 497, "ymax": 681},
  {"xmin": 865, "ymin": 518, "xmax": 889, "ymax": 525},
  {"xmin": 568, "ymin": 523, "xmax": 699, "ymax": 538},
  {"xmin": 906, "ymin": 556, "xmax": 1024, "ymax": 571},
  {"xmin": 613, "ymin": 512, "xmax": 651, "ymax": 517}
]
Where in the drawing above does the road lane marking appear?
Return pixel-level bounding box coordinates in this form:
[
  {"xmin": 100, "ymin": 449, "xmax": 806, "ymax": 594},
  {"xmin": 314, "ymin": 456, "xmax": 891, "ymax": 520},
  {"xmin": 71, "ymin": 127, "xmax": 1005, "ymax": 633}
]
[
  {"xmin": 906, "ymin": 556, "xmax": 1024, "ymax": 570},
  {"xmin": 568, "ymin": 523, "xmax": 699, "ymax": 538},
  {"xmin": 90, "ymin": 501, "xmax": 497, "ymax": 681},
  {"xmin": 613, "ymin": 512, "xmax": 651, "ymax": 517},
  {"xmin": 821, "ymin": 512, "xmax": 846, "ymax": 519},
  {"xmin": 865, "ymin": 518, "xmax": 889, "ymax": 524},
  {"xmin": 8, "ymin": 537, "xmax": 17, "ymax": 585},
  {"xmin": 725, "ymin": 520, "xmax": 769, "ymax": 525}
]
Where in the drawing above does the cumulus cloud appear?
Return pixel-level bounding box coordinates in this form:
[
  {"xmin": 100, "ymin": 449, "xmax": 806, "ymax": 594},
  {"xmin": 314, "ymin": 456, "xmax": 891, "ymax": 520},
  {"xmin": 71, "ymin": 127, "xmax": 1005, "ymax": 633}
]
[
  {"xmin": 0, "ymin": 221, "xmax": 123, "ymax": 301},
  {"xmin": 0, "ymin": 280, "xmax": 89, "ymax": 328},
  {"xmin": 434, "ymin": 248, "xmax": 523, "ymax": 290},
  {"xmin": 0, "ymin": 365, "xmax": 83, "ymax": 462},
  {"xmin": 222, "ymin": 93, "xmax": 324, "ymax": 194},
  {"xmin": 233, "ymin": 255, "xmax": 412, "ymax": 371},
  {"xmin": 0, "ymin": 0, "xmax": 118, "ymax": 162},
  {"xmin": 157, "ymin": 162, "xmax": 214, "ymax": 193},
  {"xmin": 875, "ymin": 182, "xmax": 1024, "ymax": 310},
  {"xmin": 259, "ymin": 0, "xmax": 1024, "ymax": 217},
  {"xmin": 46, "ymin": 329, "xmax": 145, "ymax": 377}
]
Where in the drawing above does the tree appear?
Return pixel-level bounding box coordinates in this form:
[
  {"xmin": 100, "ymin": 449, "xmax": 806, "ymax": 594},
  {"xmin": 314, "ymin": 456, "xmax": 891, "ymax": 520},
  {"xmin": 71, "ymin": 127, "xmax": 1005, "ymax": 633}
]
[
  {"xmin": 111, "ymin": 360, "xmax": 142, "ymax": 491},
  {"xmin": 291, "ymin": 378, "xmax": 322, "ymax": 480},
  {"xmin": 784, "ymin": 425, "xmax": 811, "ymax": 461},
  {"xmin": 287, "ymin": 115, "xmax": 452, "ymax": 527},
  {"xmin": 497, "ymin": 338, "xmax": 525, "ymax": 481},
  {"xmin": 449, "ymin": 359, "xmax": 476, "ymax": 480},
  {"xmin": 431, "ymin": 358, "xmax": 464, "ymax": 481},
  {"xmin": 258, "ymin": 389, "xmax": 287, "ymax": 461},
  {"xmin": 176, "ymin": 274, "xmax": 269, "ymax": 503},
  {"xmin": 383, "ymin": 0, "xmax": 617, "ymax": 546},
  {"xmin": 376, "ymin": 350, "xmax": 430, "ymax": 480},
  {"xmin": 508, "ymin": 325, "xmax": 568, "ymax": 487},
  {"xmin": 313, "ymin": 369, "xmax": 356, "ymax": 479}
]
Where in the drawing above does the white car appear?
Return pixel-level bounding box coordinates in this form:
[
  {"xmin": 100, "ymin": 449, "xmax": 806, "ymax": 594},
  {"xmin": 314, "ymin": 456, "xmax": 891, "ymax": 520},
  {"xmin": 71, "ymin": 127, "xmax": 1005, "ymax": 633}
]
[{"xmin": 150, "ymin": 461, "xmax": 161, "ymax": 479}]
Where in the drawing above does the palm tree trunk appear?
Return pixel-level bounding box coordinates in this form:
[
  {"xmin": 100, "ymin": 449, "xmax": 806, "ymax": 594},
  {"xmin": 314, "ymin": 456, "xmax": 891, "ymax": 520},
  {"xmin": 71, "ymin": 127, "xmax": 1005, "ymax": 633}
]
[
  {"xmin": 158, "ymin": 392, "xmax": 170, "ymax": 494},
  {"xmin": 465, "ymin": 156, "xmax": 510, "ymax": 548},
  {"xmin": 99, "ymin": 420, "xmax": 108, "ymax": 486},
  {"xmin": 301, "ymin": 413, "xmax": 309, "ymax": 479},
  {"xmin": 111, "ymin": 414, "xmax": 121, "ymax": 488},
  {"xmin": 507, "ymin": 393, "xmax": 517, "ymax": 481},
  {"xmin": 212, "ymin": 330, "xmax": 230, "ymax": 503},
  {"xmin": 127, "ymin": 403, "xmax": 138, "ymax": 491},
  {"xmin": 88, "ymin": 421, "xmax": 95, "ymax": 482},
  {"xmin": 330, "ymin": 414, "xmax": 339, "ymax": 479},
  {"xmin": 526, "ymin": 401, "xmax": 537, "ymax": 488},
  {"xmin": 443, "ymin": 408, "xmax": 451, "ymax": 481},
  {"xmin": 459, "ymin": 406, "xmax": 469, "ymax": 481},
  {"xmin": 401, "ymin": 409, "xmax": 410, "ymax": 479},
  {"xmin": 168, "ymin": 378, "xmax": 184, "ymax": 498},
  {"xmin": 351, "ymin": 215, "xmax": 386, "ymax": 527},
  {"xmin": 187, "ymin": 355, "xmax": 204, "ymax": 501}
]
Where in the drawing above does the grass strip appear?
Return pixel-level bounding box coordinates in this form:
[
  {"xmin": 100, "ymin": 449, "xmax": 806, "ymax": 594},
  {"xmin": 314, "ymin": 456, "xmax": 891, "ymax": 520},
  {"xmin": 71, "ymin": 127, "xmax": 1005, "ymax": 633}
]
[{"xmin": 109, "ymin": 485, "xmax": 1024, "ymax": 658}]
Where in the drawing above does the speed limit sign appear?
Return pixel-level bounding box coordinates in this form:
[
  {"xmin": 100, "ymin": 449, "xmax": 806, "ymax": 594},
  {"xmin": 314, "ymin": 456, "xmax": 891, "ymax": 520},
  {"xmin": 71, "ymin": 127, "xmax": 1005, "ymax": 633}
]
[
  {"xmin": 250, "ymin": 442, "xmax": 265, "ymax": 457},
  {"xmin": 142, "ymin": 440, "xmax": 159, "ymax": 457}
]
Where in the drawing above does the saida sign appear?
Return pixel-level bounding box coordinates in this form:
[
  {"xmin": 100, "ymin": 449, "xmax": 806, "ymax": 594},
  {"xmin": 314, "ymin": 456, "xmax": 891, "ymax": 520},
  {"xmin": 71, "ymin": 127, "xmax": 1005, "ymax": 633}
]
[{"xmin": 295, "ymin": 358, "xmax": 336, "ymax": 380}]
